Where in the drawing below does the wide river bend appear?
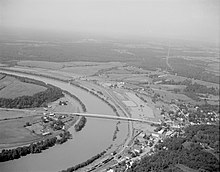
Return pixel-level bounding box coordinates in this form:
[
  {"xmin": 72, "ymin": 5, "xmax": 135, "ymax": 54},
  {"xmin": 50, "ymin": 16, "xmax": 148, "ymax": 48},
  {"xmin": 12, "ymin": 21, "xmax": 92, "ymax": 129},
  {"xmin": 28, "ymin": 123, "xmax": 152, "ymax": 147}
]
[{"xmin": 0, "ymin": 72, "xmax": 128, "ymax": 172}]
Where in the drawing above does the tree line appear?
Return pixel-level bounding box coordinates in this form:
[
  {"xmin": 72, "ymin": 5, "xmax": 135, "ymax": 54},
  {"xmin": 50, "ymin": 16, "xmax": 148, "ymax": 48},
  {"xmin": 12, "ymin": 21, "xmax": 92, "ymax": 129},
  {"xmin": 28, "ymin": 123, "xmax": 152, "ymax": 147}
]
[
  {"xmin": 160, "ymin": 78, "xmax": 219, "ymax": 96},
  {"xmin": 169, "ymin": 57, "xmax": 219, "ymax": 84},
  {"xmin": 184, "ymin": 82, "xmax": 219, "ymax": 96},
  {"xmin": 62, "ymin": 90, "xmax": 86, "ymax": 112},
  {"xmin": 0, "ymin": 85, "xmax": 63, "ymax": 109},
  {"xmin": 60, "ymin": 150, "xmax": 106, "ymax": 172},
  {"xmin": 0, "ymin": 73, "xmax": 64, "ymax": 109},
  {"xmin": 74, "ymin": 116, "xmax": 87, "ymax": 132},
  {"xmin": 0, "ymin": 131, "xmax": 72, "ymax": 162},
  {"xmin": 70, "ymin": 82, "xmax": 120, "ymax": 116}
]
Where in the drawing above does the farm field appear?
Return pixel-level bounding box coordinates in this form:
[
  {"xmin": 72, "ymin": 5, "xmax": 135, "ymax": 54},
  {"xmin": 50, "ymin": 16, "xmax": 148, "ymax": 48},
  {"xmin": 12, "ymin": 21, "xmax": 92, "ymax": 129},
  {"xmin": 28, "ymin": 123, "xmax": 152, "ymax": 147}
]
[
  {"xmin": 0, "ymin": 115, "xmax": 42, "ymax": 145},
  {"xmin": 0, "ymin": 75, "xmax": 46, "ymax": 99},
  {"xmin": 206, "ymin": 63, "xmax": 220, "ymax": 76},
  {"xmin": 0, "ymin": 109, "xmax": 40, "ymax": 120},
  {"xmin": 0, "ymin": 95, "xmax": 80, "ymax": 149},
  {"xmin": 15, "ymin": 61, "xmax": 125, "ymax": 78}
]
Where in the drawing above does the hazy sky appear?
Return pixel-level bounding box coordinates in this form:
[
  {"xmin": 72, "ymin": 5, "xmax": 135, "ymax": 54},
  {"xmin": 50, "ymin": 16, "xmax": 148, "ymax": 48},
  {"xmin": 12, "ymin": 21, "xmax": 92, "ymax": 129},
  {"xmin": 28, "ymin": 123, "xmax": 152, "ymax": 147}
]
[{"xmin": 0, "ymin": 0, "xmax": 219, "ymax": 42}]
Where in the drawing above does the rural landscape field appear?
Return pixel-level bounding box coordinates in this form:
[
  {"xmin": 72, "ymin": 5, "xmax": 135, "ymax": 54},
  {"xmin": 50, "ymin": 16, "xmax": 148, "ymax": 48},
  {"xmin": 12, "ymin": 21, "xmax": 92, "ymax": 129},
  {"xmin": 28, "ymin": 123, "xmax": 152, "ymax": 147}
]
[{"xmin": 0, "ymin": 0, "xmax": 219, "ymax": 172}]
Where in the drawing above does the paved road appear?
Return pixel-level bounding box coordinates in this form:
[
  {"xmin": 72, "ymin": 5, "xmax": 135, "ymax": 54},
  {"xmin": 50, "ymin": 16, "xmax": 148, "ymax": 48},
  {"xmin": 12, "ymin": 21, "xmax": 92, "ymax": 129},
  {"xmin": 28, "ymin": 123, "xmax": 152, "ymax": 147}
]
[{"xmin": 166, "ymin": 42, "xmax": 174, "ymax": 71}]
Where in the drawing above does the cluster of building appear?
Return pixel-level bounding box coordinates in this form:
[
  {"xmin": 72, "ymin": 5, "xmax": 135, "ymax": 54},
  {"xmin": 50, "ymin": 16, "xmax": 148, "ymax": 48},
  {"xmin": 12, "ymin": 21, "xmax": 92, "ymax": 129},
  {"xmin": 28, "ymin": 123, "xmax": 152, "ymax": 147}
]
[
  {"xmin": 41, "ymin": 112, "xmax": 68, "ymax": 135},
  {"xmin": 109, "ymin": 101, "xmax": 219, "ymax": 171},
  {"xmin": 101, "ymin": 82, "xmax": 125, "ymax": 89},
  {"xmin": 161, "ymin": 102, "xmax": 219, "ymax": 127}
]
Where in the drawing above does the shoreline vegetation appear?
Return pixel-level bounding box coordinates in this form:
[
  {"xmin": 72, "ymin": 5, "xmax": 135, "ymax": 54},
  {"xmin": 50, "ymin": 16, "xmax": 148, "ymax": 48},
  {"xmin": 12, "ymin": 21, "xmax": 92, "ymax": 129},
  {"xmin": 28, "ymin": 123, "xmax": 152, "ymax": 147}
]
[
  {"xmin": 70, "ymin": 82, "xmax": 120, "ymax": 116},
  {"xmin": 113, "ymin": 122, "xmax": 120, "ymax": 141},
  {"xmin": 0, "ymin": 69, "xmax": 122, "ymax": 166},
  {"xmin": 75, "ymin": 116, "xmax": 87, "ymax": 132},
  {"xmin": 0, "ymin": 73, "xmax": 64, "ymax": 109},
  {"xmin": 0, "ymin": 72, "xmax": 88, "ymax": 162},
  {"xmin": 62, "ymin": 90, "xmax": 87, "ymax": 112},
  {"xmin": 0, "ymin": 69, "xmax": 120, "ymax": 117},
  {"xmin": 60, "ymin": 150, "xmax": 107, "ymax": 172},
  {"xmin": 0, "ymin": 131, "xmax": 72, "ymax": 162}
]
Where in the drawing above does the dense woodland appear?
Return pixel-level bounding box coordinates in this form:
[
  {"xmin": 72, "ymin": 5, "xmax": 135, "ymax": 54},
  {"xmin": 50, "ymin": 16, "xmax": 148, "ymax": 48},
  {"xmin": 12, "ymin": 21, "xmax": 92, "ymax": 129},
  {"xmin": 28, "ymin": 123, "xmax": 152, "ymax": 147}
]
[
  {"xmin": 184, "ymin": 82, "xmax": 219, "ymax": 96},
  {"xmin": 169, "ymin": 57, "xmax": 219, "ymax": 84},
  {"xmin": 160, "ymin": 78, "xmax": 219, "ymax": 102},
  {"xmin": 161, "ymin": 79, "xmax": 219, "ymax": 96},
  {"xmin": 127, "ymin": 124, "xmax": 219, "ymax": 172}
]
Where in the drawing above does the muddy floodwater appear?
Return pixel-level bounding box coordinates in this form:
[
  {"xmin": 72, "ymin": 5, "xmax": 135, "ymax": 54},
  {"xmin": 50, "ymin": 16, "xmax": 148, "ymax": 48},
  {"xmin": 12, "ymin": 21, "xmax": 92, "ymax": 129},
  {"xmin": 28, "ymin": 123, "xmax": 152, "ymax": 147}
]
[{"xmin": 0, "ymin": 73, "xmax": 128, "ymax": 172}]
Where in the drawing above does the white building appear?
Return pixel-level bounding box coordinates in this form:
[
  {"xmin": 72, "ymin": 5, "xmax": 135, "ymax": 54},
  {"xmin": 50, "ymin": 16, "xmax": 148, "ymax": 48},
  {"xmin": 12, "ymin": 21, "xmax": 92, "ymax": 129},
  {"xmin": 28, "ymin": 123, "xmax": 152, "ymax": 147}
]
[{"xmin": 151, "ymin": 133, "xmax": 160, "ymax": 138}]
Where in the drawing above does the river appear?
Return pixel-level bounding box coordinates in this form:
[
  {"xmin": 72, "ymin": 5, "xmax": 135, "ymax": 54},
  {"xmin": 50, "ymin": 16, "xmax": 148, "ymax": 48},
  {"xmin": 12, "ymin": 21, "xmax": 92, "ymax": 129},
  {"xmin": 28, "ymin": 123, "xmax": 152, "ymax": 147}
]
[{"xmin": 0, "ymin": 72, "xmax": 129, "ymax": 172}]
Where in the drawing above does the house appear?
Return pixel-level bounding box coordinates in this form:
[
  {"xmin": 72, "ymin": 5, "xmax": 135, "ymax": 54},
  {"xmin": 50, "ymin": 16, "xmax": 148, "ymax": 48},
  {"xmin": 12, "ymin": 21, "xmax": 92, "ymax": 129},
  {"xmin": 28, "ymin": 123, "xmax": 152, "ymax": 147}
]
[
  {"xmin": 59, "ymin": 101, "xmax": 67, "ymax": 106},
  {"xmin": 49, "ymin": 112, "xmax": 55, "ymax": 116},
  {"xmin": 42, "ymin": 131, "xmax": 51, "ymax": 136},
  {"xmin": 158, "ymin": 129, "xmax": 165, "ymax": 135},
  {"xmin": 151, "ymin": 133, "xmax": 160, "ymax": 138},
  {"xmin": 154, "ymin": 80, "xmax": 162, "ymax": 84},
  {"xmin": 165, "ymin": 131, "xmax": 173, "ymax": 136},
  {"xmin": 133, "ymin": 149, "xmax": 141, "ymax": 154}
]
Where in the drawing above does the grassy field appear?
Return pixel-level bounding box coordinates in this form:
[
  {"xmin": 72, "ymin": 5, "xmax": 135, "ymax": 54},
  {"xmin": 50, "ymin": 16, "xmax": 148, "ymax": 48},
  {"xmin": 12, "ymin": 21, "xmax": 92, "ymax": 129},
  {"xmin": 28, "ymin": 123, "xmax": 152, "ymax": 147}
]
[
  {"xmin": 0, "ymin": 75, "xmax": 46, "ymax": 99},
  {"xmin": 206, "ymin": 63, "xmax": 220, "ymax": 76},
  {"xmin": 16, "ymin": 61, "xmax": 125, "ymax": 77},
  {"xmin": 0, "ymin": 116, "xmax": 41, "ymax": 145},
  {"xmin": 0, "ymin": 109, "xmax": 39, "ymax": 120},
  {"xmin": 0, "ymin": 95, "xmax": 80, "ymax": 148}
]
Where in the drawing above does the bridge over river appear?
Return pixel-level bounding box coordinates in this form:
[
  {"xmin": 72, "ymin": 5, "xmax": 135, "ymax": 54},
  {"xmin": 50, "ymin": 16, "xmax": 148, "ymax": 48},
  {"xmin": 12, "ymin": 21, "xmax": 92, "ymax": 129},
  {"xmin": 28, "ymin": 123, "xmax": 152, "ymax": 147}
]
[
  {"xmin": 1, "ymin": 108, "xmax": 160, "ymax": 125},
  {"xmin": 58, "ymin": 112, "xmax": 160, "ymax": 124}
]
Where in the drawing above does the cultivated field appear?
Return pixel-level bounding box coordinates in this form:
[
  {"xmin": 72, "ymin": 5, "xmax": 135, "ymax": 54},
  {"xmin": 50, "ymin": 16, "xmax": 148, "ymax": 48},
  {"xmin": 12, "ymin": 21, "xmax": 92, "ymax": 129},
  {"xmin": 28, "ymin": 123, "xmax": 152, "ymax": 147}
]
[
  {"xmin": 0, "ymin": 75, "xmax": 46, "ymax": 99},
  {"xmin": 0, "ymin": 115, "xmax": 41, "ymax": 145},
  {"xmin": 0, "ymin": 109, "xmax": 40, "ymax": 120},
  {"xmin": 17, "ymin": 60, "xmax": 124, "ymax": 77},
  {"xmin": 0, "ymin": 95, "xmax": 80, "ymax": 149}
]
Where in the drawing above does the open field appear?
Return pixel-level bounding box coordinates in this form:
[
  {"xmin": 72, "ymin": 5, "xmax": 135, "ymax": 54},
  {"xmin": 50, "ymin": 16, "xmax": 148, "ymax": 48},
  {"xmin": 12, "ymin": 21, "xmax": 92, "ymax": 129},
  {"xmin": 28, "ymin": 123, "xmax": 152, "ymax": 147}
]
[
  {"xmin": 60, "ymin": 62, "xmax": 123, "ymax": 76},
  {"xmin": 0, "ymin": 116, "xmax": 41, "ymax": 144},
  {"xmin": 48, "ymin": 95, "xmax": 82, "ymax": 113},
  {"xmin": 151, "ymin": 87, "xmax": 197, "ymax": 104},
  {"xmin": 0, "ymin": 75, "xmax": 46, "ymax": 99},
  {"xmin": 159, "ymin": 74, "xmax": 219, "ymax": 89},
  {"xmin": 0, "ymin": 109, "xmax": 39, "ymax": 120},
  {"xmin": 15, "ymin": 61, "xmax": 125, "ymax": 78},
  {"xmin": 0, "ymin": 91, "xmax": 80, "ymax": 149},
  {"xmin": 126, "ymin": 92, "xmax": 155, "ymax": 119},
  {"xmin": 206, "ymin": 63, "xmax": 220, "ymax": 76}
]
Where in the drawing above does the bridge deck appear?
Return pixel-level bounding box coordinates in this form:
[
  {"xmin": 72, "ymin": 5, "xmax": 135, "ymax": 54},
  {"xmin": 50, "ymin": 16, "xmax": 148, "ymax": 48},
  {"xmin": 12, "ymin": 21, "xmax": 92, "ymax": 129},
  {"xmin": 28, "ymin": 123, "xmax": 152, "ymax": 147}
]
[{"xmin": 0, "ymin": 108, "xmax": 160, "ymax": 124}]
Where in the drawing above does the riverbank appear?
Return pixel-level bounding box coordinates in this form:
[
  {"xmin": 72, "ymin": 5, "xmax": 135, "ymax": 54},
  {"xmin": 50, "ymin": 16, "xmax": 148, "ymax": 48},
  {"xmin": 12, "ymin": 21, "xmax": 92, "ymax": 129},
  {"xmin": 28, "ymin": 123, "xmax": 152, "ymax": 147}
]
[
  {"xmin": 0, "ymin": 71, "xmax": 90, "ymax": 151},
  {"xmin": 0, "ymin": 68, "xmax": 131, "ymax": 172},
  {"xmin": 0, "ymin": 130, "xmax": 72, "ymax": 162}
]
